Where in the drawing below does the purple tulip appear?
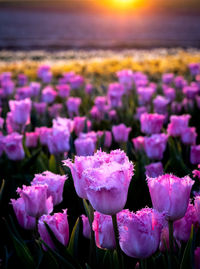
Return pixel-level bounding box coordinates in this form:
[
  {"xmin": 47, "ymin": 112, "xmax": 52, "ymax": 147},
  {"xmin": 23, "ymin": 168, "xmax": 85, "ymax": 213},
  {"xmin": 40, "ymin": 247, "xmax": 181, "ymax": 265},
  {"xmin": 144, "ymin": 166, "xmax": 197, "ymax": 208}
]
[
  {"xmin": 9, "ymin": 98, "xmax": 31, "ymax": 126},
  {"xmin": 119, "ymin": 208, "xmax": 164, "ymax": 259},
  {"xmin": 3, "ymin": 132, "xmax": 25, "ymax": 161},
  {"xmin": 147, "ymin": 174, "xmax": 194, "ymax": 221},
  {"xmin": 81, "ymin": 215, "xmax": 91, "ymax": 239},
  {"xmin": 140, "ymin": 113, "xmax": 165, "ymax": 135},
  {"xmin": 174, "ymin": 203, "xmax": 198, "ymax": 242},
  {"xmin": 144, "ymin": 134, "xmax": 168, "ymax": 160},
  {"xmin": 181, "ymin": 127, "xmax": 197, "ymax": 145},
  {"xmin": 42, "ymin": 86, "xmax": 57, "ymax": 104},
  {"xmin": 66, "ymin": 97, "xmax": 81, "ymax": 118},
  {"xmin": 38, "ymin": 209, "xmax": 69, "ymax": 250},
  {"xmin": 25, "ymin": 132, "xmax": 39, "ymax": 148},
  {"xmin": 112, "ymin": 124, "xmax": 131, "ymax": 143},
  {"xmin": 190, "ymin": 145, "xmax": 200, "ymax": 165},
  {"xmin": 17, "ymin": 184, "xmax": 53, "ymax": 218},
  {"xmin": 145, "ymin": 162, "xmax": 164, "ymax": 178},
  {"xmin": 31, "ymin": 171, "xmax": 67, "ymax": 206},
  {"xmin": 167, "ymin": 115, "xmax": 191, "ymax": 137},
  {"xmin": 11, "ymin": 198, "xmax": 36, "ymax": 230}
]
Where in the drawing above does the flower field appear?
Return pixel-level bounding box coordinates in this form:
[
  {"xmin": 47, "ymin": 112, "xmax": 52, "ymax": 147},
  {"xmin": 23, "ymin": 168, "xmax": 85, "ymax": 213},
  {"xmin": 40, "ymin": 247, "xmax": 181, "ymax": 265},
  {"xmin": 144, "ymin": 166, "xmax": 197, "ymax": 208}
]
[{"xmin": 1, "ymin": 49, "xmax": 200, "ymax": 268}]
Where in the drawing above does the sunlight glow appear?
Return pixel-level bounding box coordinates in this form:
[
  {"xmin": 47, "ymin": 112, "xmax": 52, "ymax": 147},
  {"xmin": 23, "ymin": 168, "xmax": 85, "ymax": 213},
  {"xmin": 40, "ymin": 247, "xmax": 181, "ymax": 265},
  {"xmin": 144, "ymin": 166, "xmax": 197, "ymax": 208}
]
[{"xmin": 110, "ymin": 0, "xmax": 144, "ymax": 10}]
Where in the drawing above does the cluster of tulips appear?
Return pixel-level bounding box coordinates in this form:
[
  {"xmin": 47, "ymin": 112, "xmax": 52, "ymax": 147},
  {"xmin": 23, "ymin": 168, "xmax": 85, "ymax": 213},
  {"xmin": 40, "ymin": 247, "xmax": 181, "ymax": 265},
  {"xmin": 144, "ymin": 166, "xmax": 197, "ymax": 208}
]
[{"xmin": 1, "ymin": 61, "xmax": 200, "ymax": 268}]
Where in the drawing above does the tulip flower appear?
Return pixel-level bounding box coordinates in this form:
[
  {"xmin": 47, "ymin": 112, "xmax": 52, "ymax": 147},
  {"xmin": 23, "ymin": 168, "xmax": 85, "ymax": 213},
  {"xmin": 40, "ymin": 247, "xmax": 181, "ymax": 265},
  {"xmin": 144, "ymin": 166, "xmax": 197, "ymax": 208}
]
[
  {"xmin": 119, "ymin": 208, "xmax": 164, "ymax": 259},
  {"xmin": 147, "ymin": 174, "xmax": 194, "ymax": 221},
  {"xmin": 38, "ymin": 209, "xmax": 69, "ymax": 250}
]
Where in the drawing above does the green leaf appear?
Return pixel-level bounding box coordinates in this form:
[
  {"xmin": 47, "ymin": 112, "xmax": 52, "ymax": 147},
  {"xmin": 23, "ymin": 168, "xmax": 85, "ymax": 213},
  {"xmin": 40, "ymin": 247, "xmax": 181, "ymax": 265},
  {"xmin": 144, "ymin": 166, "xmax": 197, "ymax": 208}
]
[
  {"xmin": 39, "ymin": 239, "xmax": 77, "ymax": 269},
  {"xmin": 67, "ymin": 217, "xmax": 80, "ymax": 258},
  {"xmin": 49, "ymin": 154, "xmax": 57, "ymax": 173},
  {"xmin": 0, "ymin": 179, "xmax": 5, "ymax": 204},
  {"xmin": 180, "ymin": 225, "xmax": 194, "ymax": 269},
  {"xmin": 113, "ymin": 250, "xmax": 120, "ymax": 269},
  {"xmin": 21, "ymin": 148, "xmax": 41, "ymax": 169}
]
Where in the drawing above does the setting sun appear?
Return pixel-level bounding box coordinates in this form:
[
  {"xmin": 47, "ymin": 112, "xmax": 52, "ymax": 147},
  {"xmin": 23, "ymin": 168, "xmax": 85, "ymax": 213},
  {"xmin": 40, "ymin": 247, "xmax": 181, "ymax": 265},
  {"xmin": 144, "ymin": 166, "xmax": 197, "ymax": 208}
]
[{"xmin": 109, "ymin": 0, "xmax": 144, "ymax": 11}]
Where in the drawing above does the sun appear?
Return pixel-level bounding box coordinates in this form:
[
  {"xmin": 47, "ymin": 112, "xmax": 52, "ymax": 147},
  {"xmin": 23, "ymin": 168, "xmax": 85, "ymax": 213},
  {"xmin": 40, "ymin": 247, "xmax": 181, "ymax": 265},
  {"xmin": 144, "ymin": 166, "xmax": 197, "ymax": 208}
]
[{"xmin": 110, "ymin": 0, "xmax": 142, "ymax": 10}]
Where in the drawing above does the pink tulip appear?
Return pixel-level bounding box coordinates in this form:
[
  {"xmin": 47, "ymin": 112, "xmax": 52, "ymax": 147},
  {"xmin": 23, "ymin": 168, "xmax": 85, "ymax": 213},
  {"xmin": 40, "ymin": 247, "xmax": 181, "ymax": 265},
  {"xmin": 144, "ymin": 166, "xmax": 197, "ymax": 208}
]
[
  {"xmin": 69, "ymin": 75, "xmax": 84, "ymax": 89},
  {"xmin": 94, "ymin": 96, "xmax": 107, "ymax": 113},
  {"xmin": 183, "ymin": 85, "xmax": 199, "ymax": 99},
  {"xmin": 194, "ymin": 195, "xmax": 200, "ymax": 224},
  {"xmin": 153, "ymin": 95, "xmax": 169, "ymax": 115},
  {"xmin": 162, "ymin": 73, "xmax": 174, "ymax": 85},
  {"xmin": 3, "ymin": 132, "xmax": 25, "ymax": 161},
  {"xmin": 9, "ymin": 98, "xmax": 31, "ymax": 126},
  {"xmin": 144, "ymin": 134, "xmax": 168, "ymax": 160},
  {"xmin": 174, "ymin": 76, "xmax": 187, "ymax": 89},
  {"xmin": 31, "ymin": 171, "xmax": 67, "ymax": 206},
  {"xmin": 140, "ymin": 113, "xmax": 165, "ymax": 135},
  {"xmin": 25, "ymin": 132, "xmax": 39, "ymax": 148},
  {"xmin": 147, "ymin": 174, "xmax": 194, "ymax": 221},
  {"xmin": 167, "ymin": 115, "xmax": 191, "ymax": 137},
  {"xmin": 48, "ymin": 104, "xmax": 62, "ymax": 118},
  {"xmin": 181, "ymin": 127, "xmax": 197, "ymax": 145},
  {"xmin": 132, "ymin": 136, "xmax": 145, "ymax": 152},
  {"xmin": 82, "ymin": 150, "xmax": 134, "ymax": 215},
  {"xmin": 112, "ymin": 124, "xmax": 131, "ymax": 143},
  {"xmin": 29, "ymin": 82, "xmax": 41, "ymax": 97},
  {"xmin": 63, "ymin": 149, "xmax": 134, "ymax": 210},
  {"xmin": 97, "ymin": 131, "xmax": 112, "ymax": 148},
  {"xmin": 93, "ymin": 212, "xmax": 116, "ymax": 249},
  {"xmin": 74, "ymin": 135, "xmax": 95, "ymax": 156},
  {"xmin": 174, "ymin": 203, "xmax": 198, "ymax": 242},
  {"xmin": 116, "ymin": 69, "xmax": 134, "ymax": 91},
  {"xmin": 190, "ymin": 145, "xmax": 200, "ymax": 165},
  {"xmin": 38, "ymin": 209, "xmax": 69, "ymax": 250},
  {"xmin": 56, "ymin": 84, "xmax": 70, "ymax": 98},
  {"xmin": 81, "ymin": 215, "xmax": 91, "ymax": 239},
  {"xmin": 66, "ymin": 97, "xmax": 81, "ymax": 118},
  {"xmin": 74, "ymin": 117, "xmax": 91, "ymax": 136},
  {"xmin": 163, "ymin": 87, "xmax": 176, "ymax": 102},
  {"xmin": 188, "ymin": 63, "xmax": 200, "ymax": 76},
  {"xmin": 42, "ymin": 86, "xmax": 57, "ymax": 104},
  {"xmin": 85, "ymin": 83, "xmax": 93, "ymax": 94},
  {"xmin": 11, "ymin": 198, "xmax": 36, "ymax": 230},
  {"xmin": 107, "ymin": 83, "xmax": 124, "ymax": 108},
  {"xmin": 47, "ymin": 126, "xmax": 70, "ymax": 155},
  {"xmin": 135, "ymin": 106, "xmax": 149, "ymax": 120},
  {"xmin": 17, "ymin": 184, "xmax": 53, "ymax": 218},
  {"xmin": 33, "ymin": 102, "xmax": 47, "ymax": 115},
  {"xmin": 137, "ymin": 87, "xmax": 155, "ymax": 105},
  {"xmin": 52, "ymin": 117, "xmax": 74, "ymax": 133},
  {"xmin": 119, "ymin": 208, "xmax": 164, "ymax": 258},
  {"xmin": 35, "ymin": 127, "xmax": 52, "ymax": 146},
  {"xmin": 145, "ymin": 162, "xmax": 164, "ymax": 178}
]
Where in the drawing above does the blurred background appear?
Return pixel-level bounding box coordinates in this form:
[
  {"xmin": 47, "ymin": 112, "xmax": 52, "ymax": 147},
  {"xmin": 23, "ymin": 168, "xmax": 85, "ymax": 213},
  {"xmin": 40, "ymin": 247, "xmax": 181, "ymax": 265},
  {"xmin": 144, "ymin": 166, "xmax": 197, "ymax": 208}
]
[{"xmin": 0, "ymin": 0, "xmax": 200, "ymax": 49}]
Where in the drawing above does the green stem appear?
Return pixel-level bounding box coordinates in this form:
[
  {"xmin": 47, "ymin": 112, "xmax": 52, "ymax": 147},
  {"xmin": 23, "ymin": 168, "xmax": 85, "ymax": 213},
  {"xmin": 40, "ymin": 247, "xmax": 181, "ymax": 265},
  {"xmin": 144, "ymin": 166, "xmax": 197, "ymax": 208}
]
[
  {"xmin": 112, "ymin": 214, "xmax": 124, "ymax": 269},
  {"xmin": 88, "ymin": 203, "xmax": 96, "ymax": 268},
  {"xmin": 168, "ymin": 220, "xmax": 174, "ymax": 269}
]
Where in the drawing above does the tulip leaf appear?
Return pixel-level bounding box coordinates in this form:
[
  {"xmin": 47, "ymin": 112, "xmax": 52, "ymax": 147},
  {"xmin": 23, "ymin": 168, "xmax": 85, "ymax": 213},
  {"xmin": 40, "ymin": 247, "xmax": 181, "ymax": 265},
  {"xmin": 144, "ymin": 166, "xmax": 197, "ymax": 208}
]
[
  {"xmin": 67, "ymin": 217, "xmax": 80, "ymax": 258},
  {"xmin": 0, "ymin": 179, "xmax": 5, "ymax": 204},
  {"xmin": 39, "ymin": 239, "xmax": 78, "ymax": 269},
  {"xmin": 5, "ymin": 218, "xmax": 35, "ymax": 269},
  {"xmin": 22, "ymin": 137, "xmax": 31, "ymax": 158},
  {"xmin": 49, "ymin": 154, "xmax": 57, "ymax": 173},
  {"xmin": 21, "ymin": 148, "xmax": 41, "ymax": 169},
  {"xmin": 43, "ymin": 222, "xmax": 82, "ymax": 269},
  {"xmin": 113, "ymin": 250, "xmax": 120, "ymax": 269},
  {"xmin": 180, "ymin": 225, "xmax": 194, "ymax": 269}
]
